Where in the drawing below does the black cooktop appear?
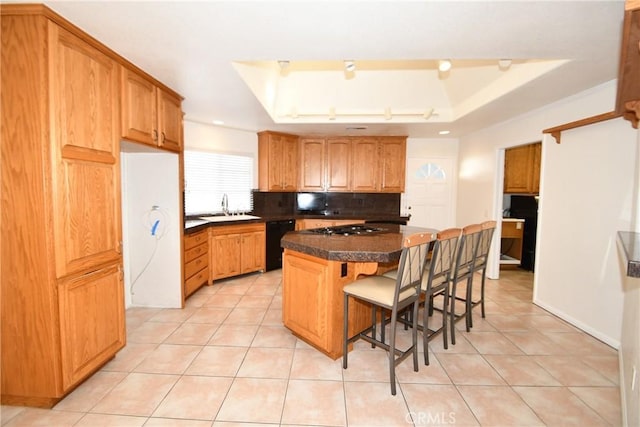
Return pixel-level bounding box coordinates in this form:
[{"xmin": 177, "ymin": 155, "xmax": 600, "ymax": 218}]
[{"xmin": 306, "ymin": 224, "xmax": 387, "ymax": 236}]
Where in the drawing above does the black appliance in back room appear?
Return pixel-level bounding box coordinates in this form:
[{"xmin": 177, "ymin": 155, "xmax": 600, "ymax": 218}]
[{"xmin": 508, "ymin": 195, "xmax": 538, "ymax": 271}]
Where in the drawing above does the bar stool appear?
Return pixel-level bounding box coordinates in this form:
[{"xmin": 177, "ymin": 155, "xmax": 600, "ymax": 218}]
[
  {"xmin": 421, "ymin": 227, "xmax": 461, "ymax": 365},
  {"xmin": 448, "ymin": 223, "xmax": 482, "ymax": 345},
  {"xmin": 342, "ymin": 231, "xmax": 435, "ymax": 395},
  {"xmin": 467, "ymin": 220, "xmax": 497, "ymax": 327}
]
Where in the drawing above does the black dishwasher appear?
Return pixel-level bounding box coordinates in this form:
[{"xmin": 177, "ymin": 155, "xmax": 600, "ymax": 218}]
[{"xmin": 265, "ymin": 219, "xmax": 296, "ymax": 271}]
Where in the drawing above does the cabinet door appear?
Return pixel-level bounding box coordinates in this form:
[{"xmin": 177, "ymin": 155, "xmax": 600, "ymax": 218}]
[
  {"xmin": 504, "ymin": 144, "xmax": 534, "ymax": 193},
  {"xmin": 266, "ymin": 134, "xmax": 285, "ymax": 191},
  {"xmin": 326, "ymin": 138, "xmax": 351, "ymax": 191},
  {"xmin": 531, "ymin": 142, "xmax": 541, "ymax": 194},
  {"xmin": 282, "ymin": 252, "xmax": 330, "ymax": 350},
  {"xmin": 281, "ymin": 134, "xmax": 299, "ymax": 191},
  {"xmin": 49, "ymin": 24, "xmax": 122, "ymax": 278},
  {"xmin": 299, "ymin": 138, "xmax": 326, "ymax": 191},
  {"xmin": 121, "ymin": 67, "xmax": 157, "ymax": 146},
  {"xmin": 378, "ymin": 137, "xmax": 406, "ymax": 192},
  {"xmin": 213, "ymin": 234, "xmax": 241, "ymax": 279},
  {"xmin": 350, "ymin": 138, "xmax": 378, "ymax": 191},
  {"xmin": 241, "ymin": 231, "xmax": 265, "ymax": 273},
  {"xmin": 58, "ymin": 264, "xmax": 125, "ymax": 389},
  {"xmin": 157, "ymin": 88, "xmax": 183, "ymax": 152}
]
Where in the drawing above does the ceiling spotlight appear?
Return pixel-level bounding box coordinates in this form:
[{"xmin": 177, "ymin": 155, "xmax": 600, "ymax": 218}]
[
  {"xmin": 498, "ymin": 59, "xmax": 512, "ymax": 70},
  {"xmin": 439, "ymin": 130, "xmax": 451, "ymax": 135},
  {"xmin": 277, "ymin": 60, "xmax": 290, "ymax": 77},
  {"xmin": 438, "ymin": 59, "xmax": 452, "ymax": 72},
  {"xmin": 423, "ymin": 108, "xmax": 434, "ymax": 120},
  {"xmin": 344, "ymin": 60, "xmax": 356, "ymax": 72},
  {"xmin": 384, "ymin": 107, "xmax": 392, "ymax": 120}
]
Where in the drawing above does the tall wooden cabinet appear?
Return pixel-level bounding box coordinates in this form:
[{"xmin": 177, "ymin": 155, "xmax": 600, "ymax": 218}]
[
  {"xmin": 258, "ymin": 131, "xmax": 299, "ymax": 191},
  {"xmin": 1, "ymin": 6, "xmax": 125, "ymax": 407}
]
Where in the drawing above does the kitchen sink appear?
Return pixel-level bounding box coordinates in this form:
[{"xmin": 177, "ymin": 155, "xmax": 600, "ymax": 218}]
[{"xmin": 199, "ymin": 214, "xmax": 261, "ymax": 222}]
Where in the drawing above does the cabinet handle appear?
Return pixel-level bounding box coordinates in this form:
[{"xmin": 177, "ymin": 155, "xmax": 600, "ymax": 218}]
[
  {"xmin": 152, "ymin": 129, "xmax": 158, "ymax": 141},
  {"xmin": 161, "ymin": 132, "xmax": 166, "ymax": 144}
]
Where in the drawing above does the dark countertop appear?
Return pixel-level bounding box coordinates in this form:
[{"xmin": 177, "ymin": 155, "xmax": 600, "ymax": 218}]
[
  {"xmin": 617, "ymin": 231, "xmax": 640, "ymax": 278},
  {"xmin": 184, "ymin": 214, "xmax": 410, "ymax": 235},
  {"xmin": 280, "ymin": 223, "xmax": 437, "ymax": 263}
]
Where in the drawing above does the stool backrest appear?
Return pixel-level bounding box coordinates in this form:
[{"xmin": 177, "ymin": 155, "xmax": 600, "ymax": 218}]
[
  {"xmin": 396, "ymin": 232, "xmax": 436, "ymax": 302},
  {"xmin": 424, "ymin": 228, "xmax": 462, "ymax": 290},
  {"xmin": 454, "ymin": 224, "xmax": 483, "ymax": 278},
  {"xmin": 475, "ymin": 220, "xmax": 497, "ymax": 269}
]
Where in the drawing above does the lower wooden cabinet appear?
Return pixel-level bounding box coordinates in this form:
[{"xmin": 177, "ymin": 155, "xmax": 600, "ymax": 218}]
[
  {"xmin": 57, "ymin": 264, "xmax": 125, "ymax": 389},
  {"xmin": 183, "ymin": 229, "xmax": 209, "ymax": 297},
  {"xmin": 210, "ymin": 223, "xmax": 266, "ymax": 281}
]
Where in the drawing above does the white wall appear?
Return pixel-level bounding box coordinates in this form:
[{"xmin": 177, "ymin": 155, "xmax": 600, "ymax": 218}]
[
  {"xmin": 619, "ymin": 129, "xmax": 640, "ymax": 427},
  {"xmin": 457, "ymin": 80, "xmax": 637, "ymax": 348},
  {"xmin": 121, "ymin": 146, "xmax": 182, "ymax": 308},
  {"xmin": 184, "ymin": 120, "xmax": 258, "ymax": 188}
]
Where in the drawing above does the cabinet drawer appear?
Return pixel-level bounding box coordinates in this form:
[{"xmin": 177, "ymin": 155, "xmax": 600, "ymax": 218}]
[
  {"xmin": 185, "ymin": 268, "xmax": 207, "ymax": 296},
  {"xmin": 184, "ymin": 231, "xmax": 207, "ymax": 250},
  {"xmin": 501, "ymin": 221, "xmax": 524, "ymax": 238},
  {"xmin": 185, "ymin": 242, "xmax": 207, "ymax": 262},
  {"xmin": 185, "ymin": 253, "xmax": 208, "ymax": 279}
]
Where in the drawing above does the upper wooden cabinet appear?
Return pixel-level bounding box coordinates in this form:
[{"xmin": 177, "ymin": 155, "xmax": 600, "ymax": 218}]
[
  {"xmin": 378, "ymin": 137, "xmax": 407, "ymax": 192},
  {"xmin": 504, "ymin": 142, "xmax": 541, "ymax": 194},
  {"xmin": 350, "ymin": 137, "xmax": 407, "ymax": 193},
  {"xmin": 617, "ymin": 1, "xmax": 640, "ymax": 128},
  {"xmin": 258, "ymin": 131, "xmax": 299, "ymax": 191},
  {"xmin": 299, "ymin": 137, "xmax": 351, "ymax": 192},
  {"xmin": 1, "ymin": 7, "xmax": 126, "ymax": 407},
  {"xmin": 261, "ymin": 133, "xmax": 406, "ymax": 193},
  {"xmin": 121, "ymin": 67, "xmax": 183, "ymax": 152}
]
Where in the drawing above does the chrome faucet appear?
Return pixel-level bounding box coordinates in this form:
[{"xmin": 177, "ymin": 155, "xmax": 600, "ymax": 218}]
[{"xmin": 221, "ymin": 193, "xmax": 229, "ymax": 215}]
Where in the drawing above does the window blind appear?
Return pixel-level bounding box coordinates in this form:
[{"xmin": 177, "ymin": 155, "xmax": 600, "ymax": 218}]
[{"xmin": 184, "ymin": 150, "xmax": 253, "ymax": 215}]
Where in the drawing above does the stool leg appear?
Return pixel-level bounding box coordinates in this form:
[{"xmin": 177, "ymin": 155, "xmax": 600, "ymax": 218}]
[
  {"xmin": 388, "ymin": 308, "xmax": 397, "ymax": 396},
  {"xmin": 343, "ymin": 294, "xmax": 349, "ymax": 369}
]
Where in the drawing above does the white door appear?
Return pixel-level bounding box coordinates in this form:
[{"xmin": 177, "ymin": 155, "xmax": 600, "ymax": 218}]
[{"xmin": 402, "ymin": 158, "xmax": 456, "ymax": 230}]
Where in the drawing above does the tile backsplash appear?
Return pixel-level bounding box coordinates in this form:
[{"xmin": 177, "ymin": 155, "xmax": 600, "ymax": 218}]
[{"xmin": 252, "ymin": 191, "xmax": 400, "ymax": 217}]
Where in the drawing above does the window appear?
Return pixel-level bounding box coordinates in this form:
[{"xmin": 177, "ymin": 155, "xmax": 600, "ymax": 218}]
[{"xmin": 184, "ymin": 150, "xmax": 254, "ymax": 215}]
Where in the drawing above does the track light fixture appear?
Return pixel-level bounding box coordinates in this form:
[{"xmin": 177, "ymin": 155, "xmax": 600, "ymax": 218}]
[
  {"xmin": 423, "ymin": 108, "xmax": 434, "ymax": 120},
  {"xmin": 498, "ymin": 59, "xmax": 512, "ymax": 70},
  {"xmin": 344, "ymin": 60, "xmax": 356, "ymax": 72},
  {"xmin": 438, "ymin": 59, "xmax": 452, "ymax": 72}
]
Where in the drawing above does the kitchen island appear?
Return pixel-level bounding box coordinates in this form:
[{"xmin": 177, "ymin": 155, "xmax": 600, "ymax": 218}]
[{"xmin": 280, "ymin": 223, "xmax": 437, "ymax": 359}]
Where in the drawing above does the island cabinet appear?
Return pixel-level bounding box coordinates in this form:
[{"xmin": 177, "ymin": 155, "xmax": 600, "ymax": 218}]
[
  {"xmin": 1, "ymin": 6, "xmax": 125, "ymax": 407},
  {"xmin": 504, "ymin": 142, "xmax": 541, "ymax": 194},
  {"xmin": 184, "ymin": 229, "xmax": 209, "ymax": 298},
  {"xmin": 209, "ymin": 223, "xmax": 266, "ymax": 281},
  {"xmin": 299, "ymin": 137, "xmax": 351, "ymax": 192},
  {"xmin": 121, "ymin": 67, "xmax": 183, "ymax": 153},
  {"xmin": 258, "ymin": 131, "xmax": 299, "ymax": 191},
  {"xmin": 282, "ymin": 250, "xmax": 378, "ymax": 358}
]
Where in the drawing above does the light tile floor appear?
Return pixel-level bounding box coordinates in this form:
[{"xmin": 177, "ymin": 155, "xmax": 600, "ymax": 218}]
[{"xmin": 1, "ymin": 269, "xmax": 621, "ymax": 426}]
